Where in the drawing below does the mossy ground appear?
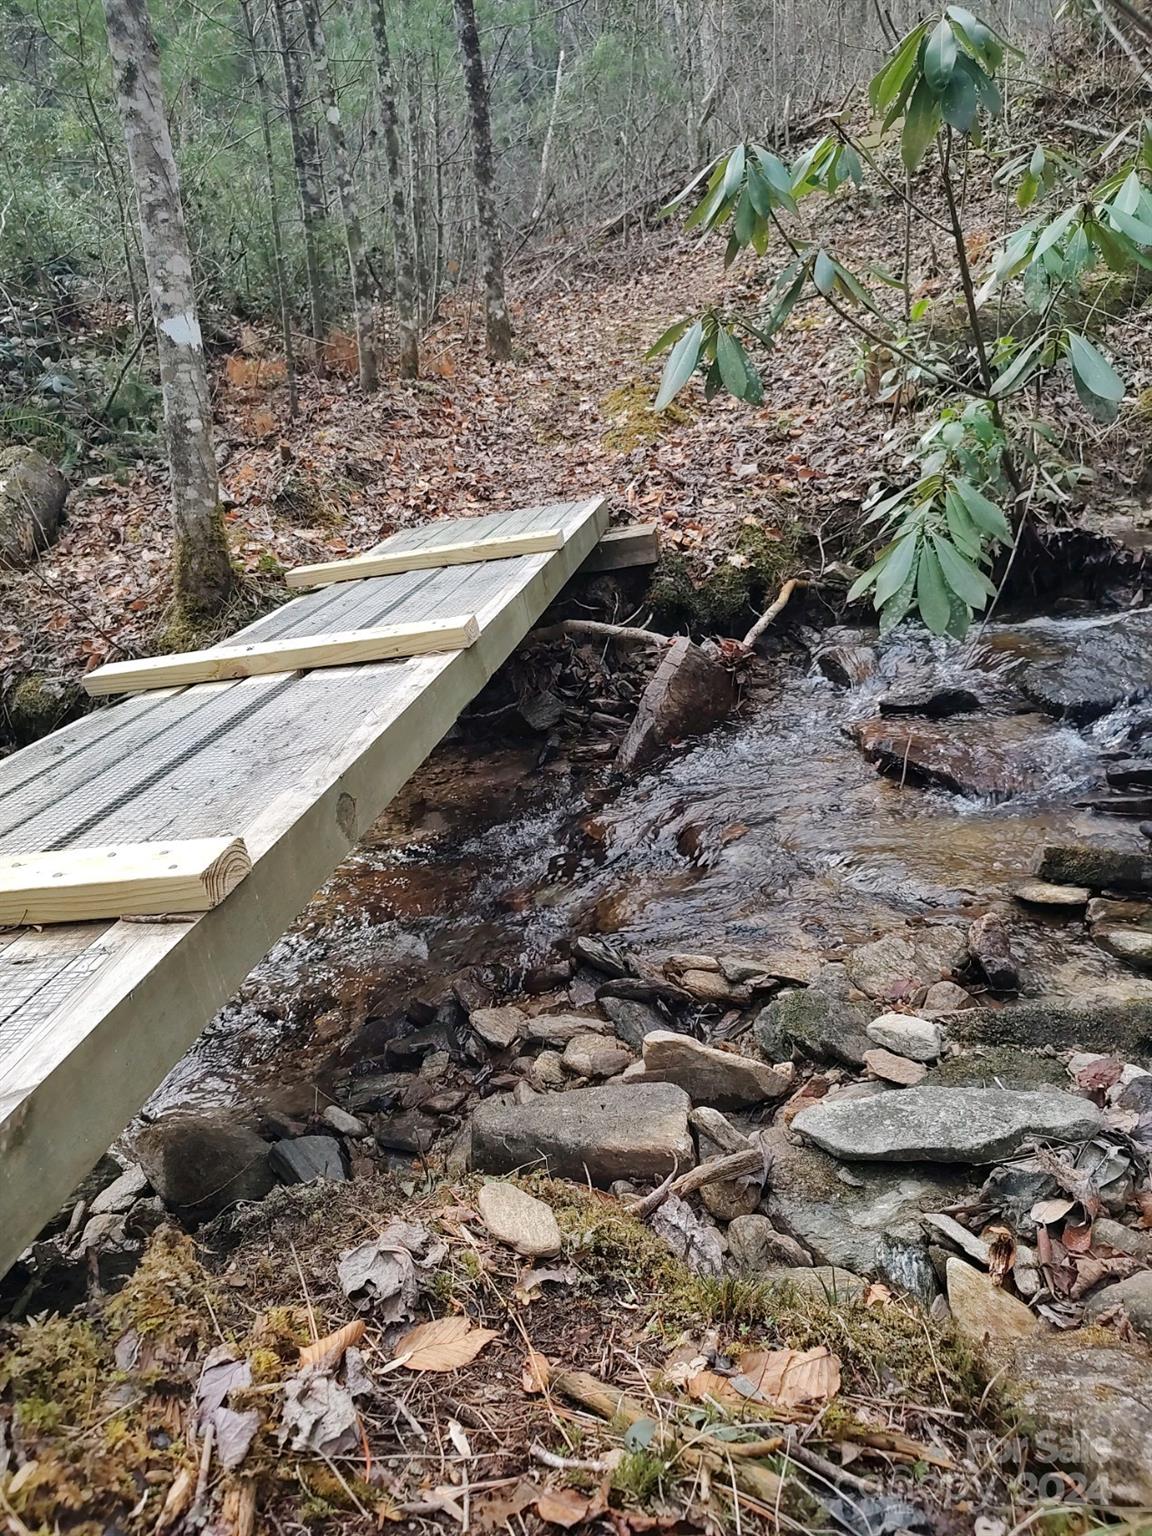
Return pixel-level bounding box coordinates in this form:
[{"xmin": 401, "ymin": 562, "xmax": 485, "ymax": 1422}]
[
  {"xmin": 1, "ymin": 1172, "xmax": 1114, "ymax": 1534},
  {"xmin": 648, "ymin": 520, "xmax": 806, "ymax": 633},
  {"xmin": 599, "ymin": 380, "xmax": 692, "ymax": 452}
]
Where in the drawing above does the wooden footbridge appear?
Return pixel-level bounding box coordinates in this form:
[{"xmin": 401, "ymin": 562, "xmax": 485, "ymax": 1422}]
[{"xmin": 0, "ymin": 496, "xmax": 641, "ymax": 1275}]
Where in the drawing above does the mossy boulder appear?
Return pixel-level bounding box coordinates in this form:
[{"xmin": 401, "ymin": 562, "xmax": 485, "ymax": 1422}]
[
  {"xmin": 2, "ymin": 673, "xmax": 85, "ymax": 746},
  {"xmin": 0, "ymin": 446, "xmax": 67, "ymax": 566}
]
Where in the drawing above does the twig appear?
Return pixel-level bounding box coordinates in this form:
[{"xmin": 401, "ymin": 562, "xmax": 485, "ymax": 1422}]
[
  {"xmin": 741, "ymin": 578, "xmax": 806, "ymax": 647},
  {"xmin": 550, "ymin": 1367, "xmax": 785, "ymax": 1503},
  {"xmin": 529, "ymin": 618, "xmax": 669, "ymax": 647},
  {"xmin": 626, "ymin": 1148, "xmax": 765, "ymax": 1220},
  {"xmin": 529, "ymin": 1442, "xmax": 609, "ymax": 1473},
  {"xmin": 780, "ymin": 1430, "xmax": 878, "ymax": 1494}
]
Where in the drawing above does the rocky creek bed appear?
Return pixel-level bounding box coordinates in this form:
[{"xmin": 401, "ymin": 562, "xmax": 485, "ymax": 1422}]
[{"xmin": 6, "ymin": 598, "xmax": 1152, "ymax": 1529}]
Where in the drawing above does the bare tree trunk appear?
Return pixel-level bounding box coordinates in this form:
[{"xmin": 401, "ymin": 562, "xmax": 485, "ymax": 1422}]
[
  {"xmin": 101, "ymin": 0, "xmax": 235, "ymax": 617},
  {"xmin": 270, "ymin": 0, "xmax": 326, "ymax": 357},
  {"xmin": 529, "ymin": 47, "xmax": 564, "ymax": 227},
  {"xmin": 453, "ymin": 0, "xmax": 513, "ymax": 362},
  {"xmin": 369, "ymin": 0, "xmax": 419, "ymax": 377},
  {"xmin": 299, "ymin": 0, "xmax": 378, "ymax": 392},
  {"xmin": 239, "ymin": 0, "xmax": 297, "ymax": 417}
]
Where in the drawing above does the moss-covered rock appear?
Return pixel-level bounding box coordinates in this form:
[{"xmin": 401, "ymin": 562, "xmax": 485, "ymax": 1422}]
[
  {"xmin": 0, "ymin": 445, "xmax": 67, "ymax": 567},
  {"xmin": 2, "ymin": 672, "xmax": 85, "ymax": 746}
]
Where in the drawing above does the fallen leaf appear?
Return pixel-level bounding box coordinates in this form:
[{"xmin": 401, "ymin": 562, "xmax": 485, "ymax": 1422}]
[
  {"xmin": 338, "ymin": 1238, "xmax": 418, "ymax": 1319},
  {"xmin": 213, "ymin": 1406, "xmax": 261, "ymax": 1471},
  {"xmin": 685, "ymin": 1368, "xmax": 740, "ymax": 1405},
  {"xmin": 195, "ymin": 1347, "xmax": 252, "ymax": 1430},
  {"xmin": 983, "ymin": 1225, "xmax": 1016, "ymax": 1287},
  {"xmin": 1062, "ymin": 1220, "xmax": 1094, "ymax": 1254},
  {"xmin": 535, "ymin": 1486, "xmax": 604, "ymax": 1527},
  {"xmin": 279, "ymin": 1370, "xmax": 360, "ymax": 1455},
  {"xmin": 1030, "ymin": 1197, "xmax": 1075, "ymax": 1226},
  {"xmin": 393, "ymin": 1315, "xmax": 500, "ymax": 1373},
  {"xmin": 738, "ymin": 1345, "xmax": 841, "ymax": 1405},
  {"xmin": 863, "ymin": 1282, "xmax": 894, "ymax": 1308},
  {"xmin": 473, "ymin": 1480, "xmax": 539, "ymax": 1530},
  {"xmin": 1076, "ymin": 1057, "xmax": 1123, "ymax": 1094},
  {"xmin": 522, "ymin": 1349, "xmax": 552, "ymax": 1394},
  {"xmin": 299, "ymin": 1319, "xmax": 366, "ymax": 1372}
]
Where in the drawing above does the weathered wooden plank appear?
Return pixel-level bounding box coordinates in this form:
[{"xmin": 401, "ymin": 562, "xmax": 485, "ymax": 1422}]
[
  {"xmin": 82, "ymin": 617, "xmax": 481, "ymax": 696},
  {"xmin": 0, "ymin": 494, "xmax": 608, "ymax": 1275},
  {"xmin": 284, "ymin": 529, "xmax": 565, "ymax": 588},
  {"xmin": 0, "ymin": 838, "xmax": 251, "ymax": 926},
  {"xmin": 580, "ymin": 522, "xmax": 660, "ymax": 572}
]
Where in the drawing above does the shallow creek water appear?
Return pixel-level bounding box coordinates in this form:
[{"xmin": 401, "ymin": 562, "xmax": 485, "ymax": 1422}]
[{"xmin": 148, "ymin": 610, "xmax": 1152, "ymax": 1117}]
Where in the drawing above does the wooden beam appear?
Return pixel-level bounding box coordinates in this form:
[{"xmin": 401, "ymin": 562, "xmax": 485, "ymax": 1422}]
[
  {"xmin": 82, "ymin": 616, "xmax": 480, "ymax": 696},
  {"xmin": 579, "ymin": 523, "xmax": 661, "ymax": 573},
  {"xmin": 285, "ymin": 529, "xmax": 565, "ymax": 588},
  {"xmin": 0, "ymin": 837, "xmax": 251, "ymax": 925}
]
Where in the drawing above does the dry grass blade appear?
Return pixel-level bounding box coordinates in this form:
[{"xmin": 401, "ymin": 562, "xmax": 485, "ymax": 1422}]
[
  {"xmin": 393, "ymin": 1315, "xmax": 501, "ymax": 1373},
  {"xmin": 298, "ymin": 1318, "xmax": 366, "ymax": 1372}
]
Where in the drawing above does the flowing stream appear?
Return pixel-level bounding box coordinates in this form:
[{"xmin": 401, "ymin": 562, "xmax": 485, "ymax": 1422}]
[{"xmin": 147, "ymin": 609, "xmax": 1152, "ymax": 1118}]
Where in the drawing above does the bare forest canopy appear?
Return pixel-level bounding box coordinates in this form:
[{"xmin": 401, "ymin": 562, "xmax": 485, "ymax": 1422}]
[{"xmin": 2, "ymin": 0, "xmax": 1053, "ymax": 341}]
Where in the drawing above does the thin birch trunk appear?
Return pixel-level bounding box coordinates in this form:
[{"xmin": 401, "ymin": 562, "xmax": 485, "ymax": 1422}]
[
  {"xmin": 369, "ymin": 0, "xmax": 419, "ymax": 377},
  {"xmin": 239, "ymin": 0, "xmax": 297, "ymax": 416},
  {"xmin": 453, "ymin": 0, "xmax": 513, "ymax": 362},
  {"xmin": 299, "ymin": 0, "xmax": 378, "ymax": 391},
  {"xmin": 101, "ymin": 0, "xmax": 235, "ymax": 616},
  {"xmin": 270, "ymin": 0, "xmax": 326, "ymax": 357},
  {"xmin": 529, "ymin": 47, "xmax": 564, "ymax": 228}
]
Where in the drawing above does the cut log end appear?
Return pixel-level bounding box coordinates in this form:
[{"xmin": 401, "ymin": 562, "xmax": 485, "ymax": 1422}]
[{"xmin": 200, "ymin": 838, "xmax": 253, "ymax": 906}]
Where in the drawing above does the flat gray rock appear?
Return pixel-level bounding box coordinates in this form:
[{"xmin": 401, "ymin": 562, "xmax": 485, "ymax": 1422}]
[
  {"xmin": 1007, "ymin": 1336, "xmax": 1152, "ymax": 1506},
  {"xmin": 763, "ymin": 1127, "xmax": 971, "ymax": 1287},
  {"xmin": 470, "ymin": 1082, "xmax": 693, "ymax": 1185},
  {"xmin": 270, "ymin": 1135, "xmax": 346, "ymax": 1184},
  {"xmin": 792, "ymin": 1086, "xmax": 1102, "ymax": 1163},
  {"xmin": 477, "ymin": 1180, "xmax": 561, "ymax": 1258},
  {"xmin": 470, "ymin": 1005, "xmax": 527, "ymax": 1049},
  {"xmin": 641, "ymin": 1031, "xmax": 791, "ymax": 1106}
]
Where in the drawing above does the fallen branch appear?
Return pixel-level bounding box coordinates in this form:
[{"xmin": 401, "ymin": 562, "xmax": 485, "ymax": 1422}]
[
  {"xmin": 550, "ymin": 1367, "xmax": 785, "ymax": 1503},
  {"xmin": 742, "ymin": 578, "xmax": 806, "ymax": 648},
  {"xmin": 529, "ymin": 618, "xmax": 669, "ymax": 648},
  {"xmin": 626, "ymin": 1148, "xmax": 765, "ymax": 1220}
]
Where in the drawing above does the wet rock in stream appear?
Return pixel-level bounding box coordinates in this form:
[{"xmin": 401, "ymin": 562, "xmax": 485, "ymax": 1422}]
[
  {"xmin": 1037, "ymin": 843, "xmax": 1152, "ymax": 891},
  {"xmin": 1017, "ymin": 607, "xmax": 1152, "ymax": 723},
  {"xmin": 878, "ymin": 685, "xmax": 981, "ymax": 717},
  {"xmin": 134, "ymin": 1114, "xmax": 275, "ymax": 1220},
  {"xmin": 848, "ymin": 715, "xmax": 1049, "ymax": 800},
  {"xmin": 967, "ymin": 911, "xmax": 1020, "ymax": 991}
]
